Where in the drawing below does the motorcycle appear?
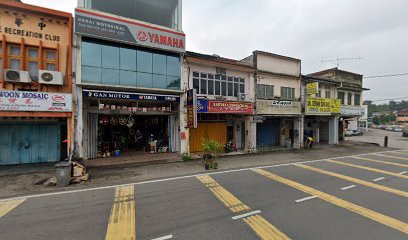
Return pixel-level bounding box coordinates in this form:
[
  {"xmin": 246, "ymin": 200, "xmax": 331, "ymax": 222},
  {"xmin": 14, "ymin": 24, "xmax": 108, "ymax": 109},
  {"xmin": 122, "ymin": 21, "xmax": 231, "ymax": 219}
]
[{"xmin": 224, "ymin": 139, "xmax": 238, "ymax": 153}]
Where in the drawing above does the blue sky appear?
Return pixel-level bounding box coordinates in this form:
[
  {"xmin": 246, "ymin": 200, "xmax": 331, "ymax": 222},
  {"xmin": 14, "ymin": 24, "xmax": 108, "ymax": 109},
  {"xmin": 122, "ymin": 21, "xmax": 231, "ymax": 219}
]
[{"xmin": 23, "ymin": 0, "xmax": 408, "ymax": 102}]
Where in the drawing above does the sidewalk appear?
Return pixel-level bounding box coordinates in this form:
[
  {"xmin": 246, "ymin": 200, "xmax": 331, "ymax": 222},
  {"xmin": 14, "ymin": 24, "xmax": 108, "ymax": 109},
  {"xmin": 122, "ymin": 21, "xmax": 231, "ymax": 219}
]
[{"xmin": 0, "ymin": 141, "xmax": 393, "ymax": 199}]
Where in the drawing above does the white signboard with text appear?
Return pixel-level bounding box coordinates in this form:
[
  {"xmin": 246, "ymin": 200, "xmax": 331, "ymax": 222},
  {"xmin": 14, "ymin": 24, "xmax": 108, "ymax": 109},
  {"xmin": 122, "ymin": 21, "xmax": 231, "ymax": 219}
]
[
  {"xmin": 257, "ymin": 100, "xmax": 301, "ymax": 115},
  {"xmin": 0, "ymin": 90, "xmax": 72, "ymax": 112}
]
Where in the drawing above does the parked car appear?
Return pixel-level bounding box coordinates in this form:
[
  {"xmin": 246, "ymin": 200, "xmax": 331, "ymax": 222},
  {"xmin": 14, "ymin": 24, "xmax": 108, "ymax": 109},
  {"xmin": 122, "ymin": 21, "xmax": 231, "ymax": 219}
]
[
  {"xmin": 394, "ymin": 128, "xmax": 403, "ymax": 132},
  {"xmin": 345, "ymin": 130, "xmax": 354, "ymax": 137},
  {"xmin": 352, "ymin": 130, "xmax": 364, "ymax": 136},
  {"xmin": 403, "ymin": 130, "xmax": 408, "ymax": 137}
]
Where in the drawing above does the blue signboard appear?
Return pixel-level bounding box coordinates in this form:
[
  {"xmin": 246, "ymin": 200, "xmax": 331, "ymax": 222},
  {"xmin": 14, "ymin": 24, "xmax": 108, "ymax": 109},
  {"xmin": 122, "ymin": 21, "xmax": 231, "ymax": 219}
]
[
  {"xmin": 83, "ymin": 90, "xmax": 179, "ymax": 102},
  {"xmin": 197, "ymin": 99, "xmax": 208, "ymax": 113}
]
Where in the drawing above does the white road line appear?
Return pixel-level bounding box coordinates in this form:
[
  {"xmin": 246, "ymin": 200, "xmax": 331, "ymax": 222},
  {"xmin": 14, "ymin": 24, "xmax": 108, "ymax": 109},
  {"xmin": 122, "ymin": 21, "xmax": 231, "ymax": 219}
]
[
  {"xmin": 341, "ymin": 185, "xmax": 357, "ymax": 190},
  {"xmin": 232, "ymin": 210, "xmax": 262, "ymax": 220},
  {"xmin": 151, "ymin": 235, "xmax": 173, "ymax": 240},
  {"xmin": 295, "ymin": 195, "xmax": 318, "ymax": 203},
  {"xmin": 373, "ymin": 177, "xmax": 386, "ymax": 182},
  {"xmin": 0, "ymin": 150, "xmax": 404, "ymax": 202},
  {"xmin": 399, "ymin": 171, "xmax": 407, "ymax": 175}
]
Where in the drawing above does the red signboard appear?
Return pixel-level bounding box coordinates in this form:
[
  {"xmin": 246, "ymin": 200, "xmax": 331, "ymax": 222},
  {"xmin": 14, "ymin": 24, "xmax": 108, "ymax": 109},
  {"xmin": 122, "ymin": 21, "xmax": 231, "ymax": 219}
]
[{"xmin": 207, "ymin": 101, "xmax": 253, "ymax": 114}]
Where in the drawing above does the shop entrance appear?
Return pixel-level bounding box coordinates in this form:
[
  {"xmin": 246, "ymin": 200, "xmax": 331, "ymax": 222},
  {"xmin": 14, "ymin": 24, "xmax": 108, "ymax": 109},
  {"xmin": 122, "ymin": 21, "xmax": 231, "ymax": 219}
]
[{"xmin": 95, "ymin": 115, "xmax": 171, "ymax": 158}]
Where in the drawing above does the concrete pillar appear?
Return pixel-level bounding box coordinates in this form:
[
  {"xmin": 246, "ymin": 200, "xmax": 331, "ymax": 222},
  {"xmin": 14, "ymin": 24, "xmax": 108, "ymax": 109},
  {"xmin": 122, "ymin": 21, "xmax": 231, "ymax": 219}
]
[
  {"xmin": 313, "ymin": 120, "xmax": 320, "ymax": 143},
  {"xmin": 293, "ymin": 116, "xmax": 303, "ymax": 148},
  {"xmin": 329, "ymin": 116, "xmax": 339, "ymax": 145},
  {"xmin": 249, "ymin": 117, "xmax": 257, "ymax": 152}
]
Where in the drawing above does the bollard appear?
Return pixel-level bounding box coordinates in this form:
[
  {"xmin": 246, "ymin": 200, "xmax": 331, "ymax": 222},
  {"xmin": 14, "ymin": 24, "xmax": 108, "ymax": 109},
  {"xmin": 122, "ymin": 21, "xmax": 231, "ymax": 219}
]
[{"xmin": 384, "ymin": 136, "xmax": 388, "ymax": 148}]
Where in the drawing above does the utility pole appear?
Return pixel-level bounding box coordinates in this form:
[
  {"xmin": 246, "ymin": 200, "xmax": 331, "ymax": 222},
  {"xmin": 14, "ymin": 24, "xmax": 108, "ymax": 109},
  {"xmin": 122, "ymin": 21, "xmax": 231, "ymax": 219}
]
[{"xmin": 322, "ymin": 57, "xmax": 362, "ymax": 68}]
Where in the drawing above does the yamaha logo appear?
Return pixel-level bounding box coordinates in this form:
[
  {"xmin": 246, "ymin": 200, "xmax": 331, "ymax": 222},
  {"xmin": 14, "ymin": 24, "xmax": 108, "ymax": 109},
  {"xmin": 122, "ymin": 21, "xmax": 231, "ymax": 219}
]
[{"xmin": 137, "ymin": 31, "xmax": 148, "ymax": 42}]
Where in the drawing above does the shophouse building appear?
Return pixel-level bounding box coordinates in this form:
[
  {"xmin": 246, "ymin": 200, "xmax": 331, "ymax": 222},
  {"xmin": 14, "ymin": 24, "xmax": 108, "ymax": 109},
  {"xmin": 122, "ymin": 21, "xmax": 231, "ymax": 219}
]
[
  {"xmin": 242, "ymin": 51, "xmax": 303, "ymax": 150},
  {"xmin": 74, "ymin": 0, "xmax": 185, "ymax": 159},
  {"xmin": 309, "ymin": 68, "xmax": 368, "ymax": 141},
  {"xmin": 303, "ymin": 75, "xmax": 341, "ymax": 144},
  {"xmin": 0, "ymin": 1, "xmax": 73, "ymax": 165},
  {"xmin": 184, "ymin": 52, "xmax": 256, "ymax": 153}
]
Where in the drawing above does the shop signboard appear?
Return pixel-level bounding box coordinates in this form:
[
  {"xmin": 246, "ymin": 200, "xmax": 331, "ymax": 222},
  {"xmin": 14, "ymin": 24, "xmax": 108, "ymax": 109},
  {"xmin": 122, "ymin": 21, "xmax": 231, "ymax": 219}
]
[
  {"xmin": 306, "ymin": 98, "xmax": 341, "ymax": 115},
  {"xmin": 306, "ymin": 82, "xmax": 319, "ymax": 95},
  {"xmin": 252, "ymin": 115, "xmax": 266, "ymax": 123},
  {"xmin": 197, "ymin": 99, "xmax": 208, "ymax": 113},
  {"xmin": 75, "ymin": 8, "xmax": 186, "ymax": 54},
  {"xmin": 83, "ymin": 90, "xmax": 179, "ymax": 102},
  {"xmin": 186, "ymin": 89, "xmax": 197, "ymax": 128},
  {"xmin": 0, "ymin": 90, "xmax": 72, "ymax": 112},
  {"xmin": 341, "ymin": 106, "xmax": 365, "ymax": 117},
  {"xmin": 207, "ymin": 101, "xmax": 254, "ymax": 114},
  {"xmin": 256, "ymin": 100, "xmax": 301, "ymax": 115}
]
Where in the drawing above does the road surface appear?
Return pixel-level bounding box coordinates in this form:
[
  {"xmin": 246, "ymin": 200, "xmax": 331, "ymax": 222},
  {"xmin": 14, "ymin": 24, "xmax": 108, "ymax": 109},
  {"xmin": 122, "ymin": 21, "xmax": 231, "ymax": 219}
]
[{"xmin": 1, "ymin": 150, "xmax": 407, "ymax": 239}]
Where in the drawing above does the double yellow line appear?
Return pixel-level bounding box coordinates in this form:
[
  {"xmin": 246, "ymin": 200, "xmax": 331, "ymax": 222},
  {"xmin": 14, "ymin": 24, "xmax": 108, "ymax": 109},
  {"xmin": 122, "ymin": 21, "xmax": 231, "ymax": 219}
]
[
  {"xmin": 197, "ymin": 175, "xmax": 290, "ymax": 240},
  {"xmin": 252, "ymin": 169, "xmax": 408, "ymax": 235}
]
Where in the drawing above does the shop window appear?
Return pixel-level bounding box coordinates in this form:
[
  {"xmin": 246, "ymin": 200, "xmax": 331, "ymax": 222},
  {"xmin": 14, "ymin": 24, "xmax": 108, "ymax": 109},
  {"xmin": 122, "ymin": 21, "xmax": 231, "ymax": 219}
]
[
  {"xmin": 8, "ymin": 44, "xmax": 21, "ymax": 70},
  {"xmin": 193, "ymin": 77, "xmax": 199, "ymax": 92},
  {"xmin": 167, "ymin": 76, "xmax": 180, "ymax": 90},
  {"xmin": 325, "ymin": 90, "xmax": 331, "ymax": 99},
  {"xmin": 193, "ymin": 71, "xmax": 245, "ymax": 98},
  {"xmin": 82, "ymin": 41, "xmax": 102, "ymax": 67},
  {"xmin": 137, "ymin": 72, "xmax": 153, "ymax": 88},
  {"xmin": 120, "ymin": 48, "xmax": 136, "ymax": 71},
  {"xmin": 137, "ymin": 50, "xmax": 153, "ymax": 73},
  {"xmin": 43, "ymin": 49, "xmax": 57, "ymax": 71},
  {"xmin": 281, "ymin": 87, "xmax": 295, "ymax": 100},
  {"xmin": 153, "ymin": 53, "xmax": 166, "ymax": 75},
  {"xmin": 119, "ymin": 70, "xmax": 136, "ymax": 86},
  {"xmin": 338, "ymin": 91, "xmax": 345, "ymax": 104},
  {"xmin": 26, "ymin": 47, "xmax": 39, "ymax": 81},
  {"xmin": 153, "ymin": 74, "xmax": 167, "ymax": 89},
  {"xmin": 82, "ymin": 66, "xmax": 102, "ymax": 84},
  {"xmin": 102, "ymin": 45, "xmax": 119, "ymax": 70},
  {"xmin": 354, "ymin": 94, "xmax": 361, "ymax": 106},
  {"xmin": 102, "ymin": 68, "xmax": 119, "ymax": 85},
  {"xmin": 257, "ymin": 84, "xmax": 274, "ymax": 99},
  {"xmin": 347, "ymin": 93, "xmax": 352, "ymax": 105},
  {"xmin": 167, "ymin": 56, "xmax": 180, "ymax": 77}
]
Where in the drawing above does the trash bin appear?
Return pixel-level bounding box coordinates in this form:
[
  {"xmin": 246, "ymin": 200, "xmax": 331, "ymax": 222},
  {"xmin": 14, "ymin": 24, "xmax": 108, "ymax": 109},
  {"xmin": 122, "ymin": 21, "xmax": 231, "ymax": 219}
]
[{"xmin": 55, "ymin": 162, "xmax": 72, "ymax": 187}]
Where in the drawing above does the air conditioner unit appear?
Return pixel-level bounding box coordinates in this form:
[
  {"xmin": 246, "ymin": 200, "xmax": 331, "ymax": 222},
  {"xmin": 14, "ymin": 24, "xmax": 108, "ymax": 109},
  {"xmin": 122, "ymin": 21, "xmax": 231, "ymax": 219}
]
[
  {"xmin": 238, "ymin": 93, "xmax": 248, "ymax": 101},
  {"xmin": 39, "ymin": 70, "xmax": 63, "ymax": 85},
  {"xmin": 4, "ymin": 69, "xmax": 32, "ymax": 83}
]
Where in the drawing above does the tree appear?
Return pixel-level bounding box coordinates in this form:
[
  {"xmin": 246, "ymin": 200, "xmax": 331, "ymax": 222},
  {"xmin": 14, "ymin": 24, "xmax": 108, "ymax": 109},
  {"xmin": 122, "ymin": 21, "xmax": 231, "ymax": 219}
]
[
  {"xmin": 372, "ymin": 116, "xmax": 380, "ymax": 125},
  {"xmin": 387, "ymin": 114, "xmax": 396, "ymax": 123}
]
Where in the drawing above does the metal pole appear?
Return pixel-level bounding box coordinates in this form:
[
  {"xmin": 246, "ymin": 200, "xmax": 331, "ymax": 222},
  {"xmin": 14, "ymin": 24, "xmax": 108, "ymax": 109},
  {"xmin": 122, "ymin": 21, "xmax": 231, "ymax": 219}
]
[{"xmin": 384, "ymin": 136, "xmax": 388, "ymax": 148}]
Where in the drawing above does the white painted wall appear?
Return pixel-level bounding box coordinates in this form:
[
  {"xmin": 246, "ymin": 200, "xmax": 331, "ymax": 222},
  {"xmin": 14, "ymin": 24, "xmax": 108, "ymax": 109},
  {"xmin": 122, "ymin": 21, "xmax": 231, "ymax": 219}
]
[
  {"xmin": 256, "ymin": 53, "xmax": 301, "ymax": 77},
  {"xmin": 258, "ymin": 74, "xmax": 301, "ymax": 99}
]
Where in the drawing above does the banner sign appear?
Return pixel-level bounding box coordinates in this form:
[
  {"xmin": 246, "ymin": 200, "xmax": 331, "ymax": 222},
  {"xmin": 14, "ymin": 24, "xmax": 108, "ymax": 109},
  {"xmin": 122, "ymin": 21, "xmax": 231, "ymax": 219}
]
[
  {"xmin": 341, "ymin": 106, "xmax": 365, "ymax": 116},
  {"xmin": 257, "ymin": 100, "xmax": 301, "ymax": 115},
  {"xmin": 83, "ymin": 90, "xmax": 179, "ymax": 102},
  {"xmin": 306, "ymin": 82, "xmax": 319, "ymax": 95},
  {"xmin": 197, "ymin": 99, "xmax": 208, "ymax": 113},
  {"xmin": 306, "ymin": 98, "xmax": 341, "ymax": 115},
  {"xmin": 0, "ymin": 90, "xmax": 72, "ymax": 112},
  {"xmin": 186, "ymin": 89, "xmax": 197, "ymax": 128},
  {"xmin": 207, "ymin": 101, "xmax": 253, "ymax": 114},
  {"xmin": 75, "ymin": 8, "xmax": 186, "ymax": 54}
]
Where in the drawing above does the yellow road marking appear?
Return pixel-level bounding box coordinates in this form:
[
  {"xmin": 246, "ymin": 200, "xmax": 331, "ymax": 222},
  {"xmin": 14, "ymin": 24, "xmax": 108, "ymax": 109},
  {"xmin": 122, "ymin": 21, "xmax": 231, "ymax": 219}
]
[
  {"xmin": 252, "ymin": 169, "xmax": 408, "ymax": 235},
  {"xmin": 327, "ymin": 160, "xmax": 408, "ymax": 179},
  {"xmin": 375, "ymin": 153, "xmax": 408, "ymax": 161},
  {"xmin": 105, "ymin": 186, "xmax": 136, "ymax": 240},
  {"xmin": 197, "ymin": 175, "xmax": 290, "ymax": 240},
  {"xmin": 295, "ymin": 164, "xmax": 408, "ymax": 198},
  {"xmin": 352, "ymin": 156, "xmax": 408, "ymax": 168},
  {"xmin": 392, "ymin": 152, "xmax": 408, "ymax": 157},
  {"xmin": 0, "ymin": 199, "xmax": 26, "ymax": 218}
]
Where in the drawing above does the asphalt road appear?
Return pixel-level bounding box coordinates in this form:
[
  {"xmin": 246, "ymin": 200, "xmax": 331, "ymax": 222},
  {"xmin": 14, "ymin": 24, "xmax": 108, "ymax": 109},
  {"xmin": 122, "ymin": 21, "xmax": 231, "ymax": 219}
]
[
  {"xmin": 1, "ymin": 150, "xmax": 407, "ymax": 240},
  {"xmin": 347, "ymin": 128, "xmax": 408, "ymax": 149}
]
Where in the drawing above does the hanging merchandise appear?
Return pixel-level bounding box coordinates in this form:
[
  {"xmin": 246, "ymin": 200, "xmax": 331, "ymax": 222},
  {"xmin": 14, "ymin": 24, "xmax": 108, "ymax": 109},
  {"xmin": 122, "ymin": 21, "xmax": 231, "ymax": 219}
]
[
  {"xmin": 152, "ymin": 117, "xmax": 159, "ymax": 124},
  {"xmin": 100, "ymin": 116, "xmax": 109, "ymax": 125},
  {"xmin": 110, "ymin": 116, "xmax": 119, "ymax": 125},
  {"xmin": 127, "ymin": 116, "xmax": 135, "ymax": 125},
  {"xmin": 99, "ymin": 103, "xmax": 105, "ymax": 110},
  {"xmin": 119, "ymin": 116, "xmax": 128, "ymax": 125},
  {"xmin": 135, "ymin": 130, "xmax": 143, "ymax": 143}
]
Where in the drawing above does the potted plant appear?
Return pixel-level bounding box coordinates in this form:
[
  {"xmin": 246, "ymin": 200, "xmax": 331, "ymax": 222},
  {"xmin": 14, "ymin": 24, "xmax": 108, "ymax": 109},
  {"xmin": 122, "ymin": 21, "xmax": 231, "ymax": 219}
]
[{"xmin": 201, "ymin": 138, "xmax": 223, "ymax": 170}]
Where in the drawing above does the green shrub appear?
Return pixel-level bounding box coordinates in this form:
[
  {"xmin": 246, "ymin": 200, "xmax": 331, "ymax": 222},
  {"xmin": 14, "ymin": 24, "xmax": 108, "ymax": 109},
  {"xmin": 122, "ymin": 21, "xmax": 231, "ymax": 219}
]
[{"xmin": 181, "ymin": 152, "xmax": 193, "ymax": 161}]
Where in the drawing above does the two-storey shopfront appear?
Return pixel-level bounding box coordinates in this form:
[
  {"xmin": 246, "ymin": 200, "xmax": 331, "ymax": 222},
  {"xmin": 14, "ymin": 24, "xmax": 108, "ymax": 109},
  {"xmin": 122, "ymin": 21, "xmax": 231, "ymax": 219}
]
[{"xmin": 74, "ymin": 1, "xmax": 185, "ymax": 159}]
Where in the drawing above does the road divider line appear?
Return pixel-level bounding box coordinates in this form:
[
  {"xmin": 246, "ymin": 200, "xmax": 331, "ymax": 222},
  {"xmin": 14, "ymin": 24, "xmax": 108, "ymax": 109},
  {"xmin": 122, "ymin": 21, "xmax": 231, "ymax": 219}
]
[
  {"xmin": 392, "ymin": 152, "xmax": 408, "ymax": 157},
  {"xmin": 326, "ymin": 160, "xmax": 408, "ymax": 179},
  {"xmin": 295, "ymin": 164, "xmax": 408, "ymax": 197},
  {"xmin": 232, "ymin": 210, "xmax": 262, "ymax": 220},
  {"xmin": 341, "ymin": 185, "xmax": 357, "ymax": 191},
  {"xmin": 105, "ymin": 186, "xmax": 135, "ymax": 240},
  {"xmin": 374, "ymin": 153, "xmax": 408, "ymax": 161},
  {"xmin": 295, "ymin": 195, "xmax": 318, "ymax": 203},
  {"xmin": 373, "ymin": 177, "xmax": 386, "ymax": 182},
  {"xmin": 352, "ymin": 156, "xmax": 408, "ymax": 168},
  {"xmin": 399, "ymin": 171, "xmax": 407, "ymax": 175},
  {"xmin": 252, "ymin": 169, "xmax": 408, "ymax": 235},
  {"xmin": 151, "ymin": 234, "xmax": 173, "ymax": 240},
  {"xmin": 197, "ymin": 175, "xmax": 290, "ymax": 240},
  {"xmin": 0, "ymin": 199, "xmax": 26, "ymax": 218}
]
